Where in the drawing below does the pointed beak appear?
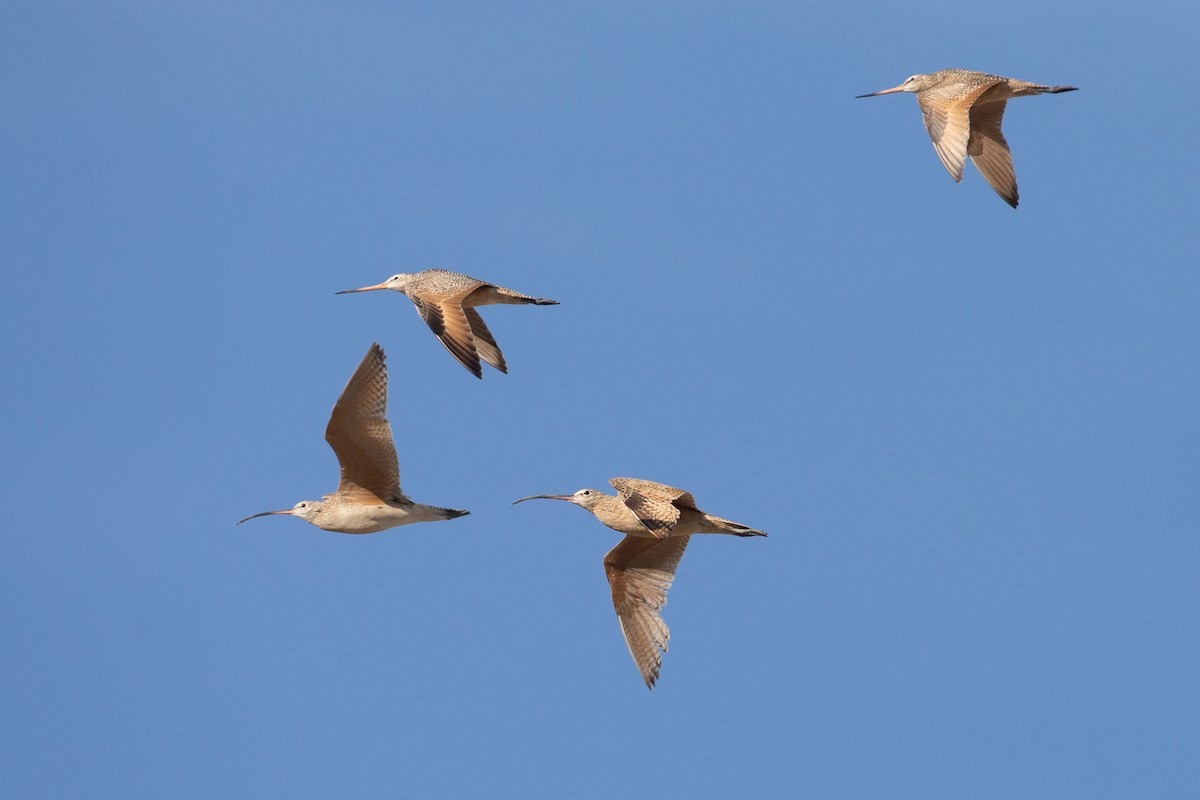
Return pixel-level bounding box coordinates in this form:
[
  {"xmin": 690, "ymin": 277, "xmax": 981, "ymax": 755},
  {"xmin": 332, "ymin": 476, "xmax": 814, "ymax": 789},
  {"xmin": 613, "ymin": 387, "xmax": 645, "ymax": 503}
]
[
  {"xmin": 335, "ymin": 281, "xmax": 390, "ymax": 295},
  {"xmin": 512, "ymin": 493, "xmax": 574, "ymax": 505},
  {"xmin": 855, "ymin": 85, "xmax": 906, "ymax": 98},
  {"xmin": 236, "ymin": 509, "xmax": 295, "ymax": 525}
]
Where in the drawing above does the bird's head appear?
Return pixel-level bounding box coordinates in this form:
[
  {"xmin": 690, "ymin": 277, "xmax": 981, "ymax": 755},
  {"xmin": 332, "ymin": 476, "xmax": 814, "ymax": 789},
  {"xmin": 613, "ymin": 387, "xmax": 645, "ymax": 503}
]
[
  {"xmin": 237, "ymin": 499, "xmax": 325, "ymax": 526},
  {"xmin": 512, "ymin": 488, "xmax": 606, "ymax": 512},
  {"xmin": 856, "ymin": 73, "xmax": 930, "ymax": 98},
  {"xmin": 335, "ymin": 273, "xmax": 412, "ymax": 296}
]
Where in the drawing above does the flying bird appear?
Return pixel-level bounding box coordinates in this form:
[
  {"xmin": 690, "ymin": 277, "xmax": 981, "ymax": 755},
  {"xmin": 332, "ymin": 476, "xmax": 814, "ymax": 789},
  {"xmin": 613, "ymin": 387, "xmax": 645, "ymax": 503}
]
[
  {"xmin": 514, "ymin": 477, "xmax": 765, "ymax": 689},
  {"xmin": 238, "ymin": 343, "xmax": 469, "ymax": 532},
  {"xmin": 337, "ymin": 269, "xmax": 558, "ymax": 378},
  {"xmin": 857, "ymin": 68, "xmax": 1077, "ymax": 207}
]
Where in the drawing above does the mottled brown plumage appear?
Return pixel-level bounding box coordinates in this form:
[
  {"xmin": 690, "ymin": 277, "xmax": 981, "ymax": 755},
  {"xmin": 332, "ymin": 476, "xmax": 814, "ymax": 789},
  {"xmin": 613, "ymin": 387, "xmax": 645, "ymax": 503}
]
[
  {"xmin": 337, "ymin": 269, "xmax": 558, "ymax": 378},
  {"xmin": 513, "ymin": 477, "xmax": 765, "ymax": 689},
  {"xmin": 237, "ymin": 343, "xmax": 469, "ymax": 533},
  {"xmin": 857, "ymin": 68, "xmax": 1077, "ymax": 207}
]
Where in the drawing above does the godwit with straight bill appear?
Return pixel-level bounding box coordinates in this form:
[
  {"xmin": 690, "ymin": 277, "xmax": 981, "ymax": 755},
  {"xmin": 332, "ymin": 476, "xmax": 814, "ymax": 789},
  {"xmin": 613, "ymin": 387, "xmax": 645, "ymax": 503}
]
[
  {"xmin": 857, "ymin": 69, "xmax": 1077, "ymax": 207},
  {"xmin": 337, "ymin": 269, "xmax": 558, "ymax": 379}
]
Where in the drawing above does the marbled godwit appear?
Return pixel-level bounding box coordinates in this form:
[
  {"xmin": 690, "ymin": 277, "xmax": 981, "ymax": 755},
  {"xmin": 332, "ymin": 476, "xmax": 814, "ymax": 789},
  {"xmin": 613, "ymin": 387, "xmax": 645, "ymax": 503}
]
[
  {"xmin": 513, "ymin": 477, "xmax": 766, "ymax": 689},
  {"xmin": 337, "ymin": 269, "xmax": 558, "ymax": 379},
  {"xmin": 857, "ymin": 69, "xmax": 1077, "ymax": 207},
  {"xmin": 237, "ymin": 343, "xmax": 468, "ymax": 532}
]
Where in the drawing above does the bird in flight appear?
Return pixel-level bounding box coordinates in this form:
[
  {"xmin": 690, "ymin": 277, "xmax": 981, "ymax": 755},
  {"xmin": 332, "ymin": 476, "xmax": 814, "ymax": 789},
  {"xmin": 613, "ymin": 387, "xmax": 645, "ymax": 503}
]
[
  {"xmin": 238, "ymin": 343, "xmax": 469, "ymax": 532},
  {"xmin": 338, "ymin": 269, "xmax": 558, "ymax": 378},
  {"xmin": 857, "ymin": 68, "xmax": 1077, "ymax": 207},
  {"xmin": 514, "ymin": 477, "xmax": 765, "ymax": 689}
]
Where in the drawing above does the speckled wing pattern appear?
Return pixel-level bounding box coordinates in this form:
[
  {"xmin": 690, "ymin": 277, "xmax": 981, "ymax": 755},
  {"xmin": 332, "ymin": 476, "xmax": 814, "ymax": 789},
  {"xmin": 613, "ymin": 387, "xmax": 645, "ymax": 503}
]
[
  {"xmin": 325, "ymin": 343, "xmax": 406, "ymax": 503},
  {"xmin": 966, "ymin": 91, "xmax": 1018, "ymax": 207},
  {"xmin": 603, "ymin": 533, "xmax": 692, "ymax": 689},
  {"xmin": 609, "ymin": 477, "xmax": 698, "ymax": 538},
  {"xmin": 918, "ymin": 77, "xmax": 1004, "ymax": 184}
]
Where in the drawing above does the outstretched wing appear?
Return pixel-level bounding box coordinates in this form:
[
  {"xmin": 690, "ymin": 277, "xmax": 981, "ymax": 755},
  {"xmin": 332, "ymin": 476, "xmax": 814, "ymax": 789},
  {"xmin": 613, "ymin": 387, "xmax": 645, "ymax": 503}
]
[
  {"xmin": 325, "ymin": 343, "xmax": 405, "ymax": 502},
  {"xmin": 411, "ymin": 292, "xmax": 484, "ymax": 379},
  {"xmin": 464, "ymin": 308, "xmax": 508, "ymax": 373},
  {"xmin": 918, "ymin": 78, "xmax": 1004, "ymax": 183},
  {"xmin": 603, "ymin": 533, "xmax": 692, "ymax": 689},
  {"xmin": 968, "ymin": 97, "xmax": 1018, "ymax": 207}
]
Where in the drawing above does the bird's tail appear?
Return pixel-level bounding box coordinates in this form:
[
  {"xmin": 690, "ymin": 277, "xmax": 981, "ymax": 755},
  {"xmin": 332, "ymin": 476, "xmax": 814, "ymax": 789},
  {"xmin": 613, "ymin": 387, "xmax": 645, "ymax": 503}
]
[
  {"xmin": 489, "ymin": 287, "xmax": 560, "ymax": 305},
  {"xmin": 701, "ymin": 514, "xmax": 767, "ymax": 537},
  {"xmin": 513, "ymin": 295, "xmax": 558, "ymax": 305},
  {"xmin": 1010, "ymin": 81, "xmax": 1078, "ymax": 96}
]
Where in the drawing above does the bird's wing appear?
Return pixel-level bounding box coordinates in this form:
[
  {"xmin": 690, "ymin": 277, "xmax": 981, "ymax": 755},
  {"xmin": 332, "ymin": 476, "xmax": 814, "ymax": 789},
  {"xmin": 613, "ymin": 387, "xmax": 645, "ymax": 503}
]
[
  {"xmin": 603, "ymin": 533, "xmax": 691, "ymax": 689},
  {"xmin": 918, "ymin": 79, "xmax": 1003, "ymax": 183},
  {"xmin": 609, "ymin": 477, "xmax": 696, "ymax": 537},
  {"xmin": 967, "ymin": 96, "xmax": 1018, "ymax": 207},
  {"xmin": 464, "ymin": 308, "xmax": 508, "ymax": 373},
  {"xmin": 325, "ymin": 343, "xmax": 406, "ymax": 502},
  {"xmin": 411, "ymin": 295, "xmax": 483, "ymax": 379}
]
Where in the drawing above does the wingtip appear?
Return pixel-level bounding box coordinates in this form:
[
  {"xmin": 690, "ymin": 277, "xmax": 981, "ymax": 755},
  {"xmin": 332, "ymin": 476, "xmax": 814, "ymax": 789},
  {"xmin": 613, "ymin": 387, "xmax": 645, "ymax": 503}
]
[
  {"xmin": 455, "ymin": 359, "xmax": 483, "ymax": 379},
  {"xmin": 459, "ymin": 356, "xmax": 483, "ymax": 379}
]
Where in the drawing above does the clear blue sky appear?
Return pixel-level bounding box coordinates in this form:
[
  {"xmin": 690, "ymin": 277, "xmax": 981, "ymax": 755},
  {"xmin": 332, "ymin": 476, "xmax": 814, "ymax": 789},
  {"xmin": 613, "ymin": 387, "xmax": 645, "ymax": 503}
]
[{"xmin": 3, "ymin": 2, "xmax": 1197, "ymax": 797}]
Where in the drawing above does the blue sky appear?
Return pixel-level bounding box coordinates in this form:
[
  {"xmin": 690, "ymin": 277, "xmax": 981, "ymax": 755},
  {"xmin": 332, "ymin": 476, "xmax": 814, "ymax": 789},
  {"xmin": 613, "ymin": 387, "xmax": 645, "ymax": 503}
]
[{"xmin": 3, "ymin": 1, "xmax": 1198, "ymax": 797}]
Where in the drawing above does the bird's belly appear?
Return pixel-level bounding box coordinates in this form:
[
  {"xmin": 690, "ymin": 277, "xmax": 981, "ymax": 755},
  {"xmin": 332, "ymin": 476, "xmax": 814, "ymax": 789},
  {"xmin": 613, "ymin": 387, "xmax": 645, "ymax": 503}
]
[{"xmin": 322, "ymin": 503, "xmax": 415, "ymax": 534}]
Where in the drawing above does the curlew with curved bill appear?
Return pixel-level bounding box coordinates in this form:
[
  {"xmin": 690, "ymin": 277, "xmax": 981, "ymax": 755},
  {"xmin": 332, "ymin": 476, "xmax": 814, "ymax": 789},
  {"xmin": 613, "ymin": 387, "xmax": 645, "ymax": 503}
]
[
  {"xmin": 337, "ymin": 269, "xmax": 558, "ymax": 379},
  {"xmin": 513, "ymin": 477, "xmax": 765, "ymax": 689},
  {"xmin": 237, "ymin": 343, "xmax": 468, "ymax": 533},
  {"xmin": 857, "ymin": 68, "xmax": 1077, "ymax": 207}
]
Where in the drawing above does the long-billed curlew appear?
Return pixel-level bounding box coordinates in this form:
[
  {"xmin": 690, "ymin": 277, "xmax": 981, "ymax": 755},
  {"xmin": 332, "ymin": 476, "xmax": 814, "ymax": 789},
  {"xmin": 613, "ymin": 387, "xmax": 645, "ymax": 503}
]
[
  {"xmin": 237, "ymin": 343, "xmax": 468, "ymax": 532},
  {"xmin": 857, "ymin": 69, "xmax": 1077, "ymax": 207},
  {"xmin": 513, "ymin": 477, "xmax": 766, "ymax": 689},
  {"xmin": 337, "ymin": 269, "xmax": 558, "ymax": 379}
]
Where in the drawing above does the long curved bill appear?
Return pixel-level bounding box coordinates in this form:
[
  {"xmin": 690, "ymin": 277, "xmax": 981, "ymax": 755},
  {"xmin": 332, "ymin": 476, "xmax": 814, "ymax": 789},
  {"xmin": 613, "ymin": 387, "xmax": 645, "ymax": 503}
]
[
  {"xmin": 512, "ymin": 493, "xmax": 574, "ymax": 505},
  {"xmin": 855, "ymin": 84, "xmax": 906, "ymax": 98},
  {"xmin": 236, "ymin": 509, "xmax": 295, "ymax": 525},
  {"xmin": 335, "ymin": 281, "xmax": 390, "ymax": 295}
]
